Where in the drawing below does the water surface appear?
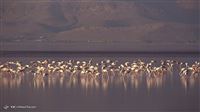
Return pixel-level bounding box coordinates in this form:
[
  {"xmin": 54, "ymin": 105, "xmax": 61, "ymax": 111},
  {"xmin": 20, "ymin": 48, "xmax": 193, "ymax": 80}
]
[{"xmin": 0, "ymin": 53, "xmax": 199, "ymax": 112}]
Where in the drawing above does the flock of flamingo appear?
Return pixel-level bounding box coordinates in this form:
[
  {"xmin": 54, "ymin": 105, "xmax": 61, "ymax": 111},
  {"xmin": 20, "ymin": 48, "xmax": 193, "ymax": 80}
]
[{"xmin": 0, "ymin": 59, "xmax": 199, "ymax": 89}]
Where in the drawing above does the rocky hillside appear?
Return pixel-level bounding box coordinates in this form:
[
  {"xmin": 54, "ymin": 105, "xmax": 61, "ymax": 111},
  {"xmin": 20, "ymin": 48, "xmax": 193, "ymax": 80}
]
[{"xmin": 0, "ymin": 0, "xmax": 199, "ymax": 44}]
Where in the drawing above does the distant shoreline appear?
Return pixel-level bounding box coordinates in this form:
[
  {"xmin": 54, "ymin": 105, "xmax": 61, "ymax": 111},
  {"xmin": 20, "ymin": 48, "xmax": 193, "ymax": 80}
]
[{"xmin": 0, "ymin": 42, "xmax": 199, "ymax": 53}]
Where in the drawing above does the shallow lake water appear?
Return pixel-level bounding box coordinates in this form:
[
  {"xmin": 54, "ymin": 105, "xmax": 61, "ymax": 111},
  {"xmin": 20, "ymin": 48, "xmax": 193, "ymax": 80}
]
[{"xmin": 0, "ymin": 53, "xmax": 199, "ymax": 112}]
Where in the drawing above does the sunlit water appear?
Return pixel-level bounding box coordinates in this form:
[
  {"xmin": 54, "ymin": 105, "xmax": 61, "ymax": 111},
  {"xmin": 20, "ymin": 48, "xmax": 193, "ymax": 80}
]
[{"xmin": 0, "ymin": 53, "xmax": 199, "ymax": 112}]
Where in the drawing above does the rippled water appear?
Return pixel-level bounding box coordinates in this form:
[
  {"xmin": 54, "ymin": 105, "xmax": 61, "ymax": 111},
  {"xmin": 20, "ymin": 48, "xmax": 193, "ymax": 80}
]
[{"xmin": 0, "ymin": 53, "xmax": 199, "ymax": 112}]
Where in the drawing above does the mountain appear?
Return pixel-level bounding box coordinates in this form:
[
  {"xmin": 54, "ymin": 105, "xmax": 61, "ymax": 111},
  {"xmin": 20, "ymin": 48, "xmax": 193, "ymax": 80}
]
[{"xmin": 0, "ymin": 0, "xmax": 199, "ymax": 45}]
